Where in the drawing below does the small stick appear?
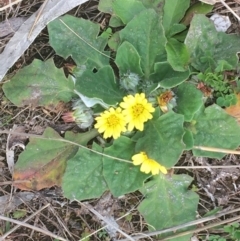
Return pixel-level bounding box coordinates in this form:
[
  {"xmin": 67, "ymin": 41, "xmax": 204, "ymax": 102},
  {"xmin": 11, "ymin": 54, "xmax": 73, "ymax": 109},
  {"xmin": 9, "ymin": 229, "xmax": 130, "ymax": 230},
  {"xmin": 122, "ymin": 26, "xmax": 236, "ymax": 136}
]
[
  {"xmin": 0, "ymin": 203, "xmax": 50, "ymax": 241},
  {"xmin": 0, "ymin": 0, "xmax": 23, "ymax": 11},
  {"xmin": 193, "ymin": 145, "xmax": 240, "ymax": 155},
  {"xmin": 28, "ymin": 0, "xmax": 49, "ymax": 39},
  {"xmin": 0, "ymin": 208, "xmax": 68, "ymax": 241},
  {"xmin": 219, "ymin": 0, "xmax": 240, "ymax": 21}
]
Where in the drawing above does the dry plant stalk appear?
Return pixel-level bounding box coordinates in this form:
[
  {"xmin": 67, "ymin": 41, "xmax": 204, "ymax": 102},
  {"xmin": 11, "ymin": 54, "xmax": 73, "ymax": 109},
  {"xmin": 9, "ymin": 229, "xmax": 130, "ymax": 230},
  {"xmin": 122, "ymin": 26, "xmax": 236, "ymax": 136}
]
[{"xmin": 0, "ymin": 0, "xmax": 23, "ymax": 11}]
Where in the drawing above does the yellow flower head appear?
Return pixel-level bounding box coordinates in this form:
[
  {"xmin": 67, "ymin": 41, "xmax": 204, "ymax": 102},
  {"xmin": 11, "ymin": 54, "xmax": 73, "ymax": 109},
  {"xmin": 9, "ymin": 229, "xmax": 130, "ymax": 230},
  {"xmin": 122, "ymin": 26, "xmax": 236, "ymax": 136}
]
[
  {"xmin": 120, "ymin": 93, "xmax": 155, "ymax": 131},
  {"xmin": 132, "ymin": 152, "xmax": 167, "ymax": 175},
  {"xmin": 94, "ymin": 107, "xmax": 127, "ymax": 139}
]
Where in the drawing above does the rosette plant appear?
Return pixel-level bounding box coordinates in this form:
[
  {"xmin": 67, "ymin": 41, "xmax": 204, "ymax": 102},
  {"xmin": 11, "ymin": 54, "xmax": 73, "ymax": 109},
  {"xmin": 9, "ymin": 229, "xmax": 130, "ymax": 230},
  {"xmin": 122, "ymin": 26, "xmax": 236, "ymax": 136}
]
[{"xmin": 3, "ymin": 0, "xmax": 240, "ymax": 239}]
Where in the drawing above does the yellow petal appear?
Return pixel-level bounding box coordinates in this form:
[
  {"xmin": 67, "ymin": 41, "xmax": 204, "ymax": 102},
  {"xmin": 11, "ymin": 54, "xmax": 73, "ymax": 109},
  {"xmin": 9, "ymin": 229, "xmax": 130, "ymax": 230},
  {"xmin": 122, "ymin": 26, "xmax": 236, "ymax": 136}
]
[
  {"xmin": 159, "ymin": 165, "xmax": 168, "ymax": 174},
  {"xmin": 140, "ymin": 160, "xmax": 151, "ymax": 174},
  {"xmin": 132, "ymin": 153, "xmax": 144, "ymax": 165}
]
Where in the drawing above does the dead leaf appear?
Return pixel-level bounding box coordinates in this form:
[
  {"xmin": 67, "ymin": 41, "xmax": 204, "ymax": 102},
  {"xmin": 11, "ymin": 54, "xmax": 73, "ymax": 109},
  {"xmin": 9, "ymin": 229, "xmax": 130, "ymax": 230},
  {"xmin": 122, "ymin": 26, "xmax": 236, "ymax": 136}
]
[
  {"xmin": 6, "ymin": 125, "xmax": 27, "ymax": 174},
  {"xmin": 0, "ymin": 17, "xmax": 28, "ymax": 38},
  {"xmin": 13, "ymin": 127, "xmax": 78, "ymax": 191},
  {"xmin": 225, "ymin": 93, "xmax": 240, "ymax": 123}
]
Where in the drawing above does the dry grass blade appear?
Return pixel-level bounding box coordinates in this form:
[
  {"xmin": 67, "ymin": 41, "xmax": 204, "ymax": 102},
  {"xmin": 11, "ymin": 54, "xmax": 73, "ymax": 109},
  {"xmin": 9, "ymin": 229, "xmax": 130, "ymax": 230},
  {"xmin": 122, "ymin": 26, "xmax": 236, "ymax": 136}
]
[
  {"xmin": 0, "ymin": 203, "xmax": 50, "ymax": 240},
  {"xmin": 0, "ymin": 209, "xmax": 68, "ymax": 241},
  {"xmin": 79, "ymin": 201, "xmax": 135, "ymax": 241},
  {"xmin": 219, "ymin": 0, "xmax": 240, "ymax": 21},
  {"xmin": 119, "ymin": 207, "xmax": 240, "ymax": 241},
  {"xmin": 0, "ymin": 0, "xmax": 23, "ymax": 11},
  {"xmin": 28, "ymin": 0, "xmax": 49, "ymax": 39},
  {"xmin": 194, "ymin": 145, "xmax": 240, "ymax": 155}
]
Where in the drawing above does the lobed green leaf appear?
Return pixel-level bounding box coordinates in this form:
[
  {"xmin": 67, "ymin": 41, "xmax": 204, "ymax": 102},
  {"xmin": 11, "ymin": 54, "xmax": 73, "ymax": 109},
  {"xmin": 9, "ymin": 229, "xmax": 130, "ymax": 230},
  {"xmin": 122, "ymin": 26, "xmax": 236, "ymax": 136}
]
[
  {"xmin": 103, "ymin": 137, "xmax": 148, "ymax": 197},
  {"xmin": 3, "ymin": 59, "xmax": 74, "ymax": 107},
  {"xmin": 138, "ymin": 174, "xmax": 199, "ymax": 239},
  {"xmin": 135, "ymin": 111, "xmax": 185, "ymax": 168}
]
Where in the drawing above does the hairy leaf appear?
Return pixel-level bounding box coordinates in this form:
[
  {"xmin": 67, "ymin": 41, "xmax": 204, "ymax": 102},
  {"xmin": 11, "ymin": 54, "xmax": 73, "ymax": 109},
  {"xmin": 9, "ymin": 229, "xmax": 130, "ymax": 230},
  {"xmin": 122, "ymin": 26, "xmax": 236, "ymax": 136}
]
[
  {"xmin": 120, "ymin": 9, "xmax": 167, "ymax": 79},
  {"xmin": 138, "ymin": 174, "xmax": 199, "ymax": 239},
  {"xmin": 116, "ymin": 41, "xmax": 143, "ymax": 77},
  {"xmin": 75, "ymin": 66, "xmax": 125, "ymax": 106},
  {"xmin": 48, "ymin": 15, "xmax": 110, "ymax": 69},
  {"xmin": 185, "ymin": 14, "xmax": 240, "ymax": 72},
  {"xmin": 135, "ymin": 111, "xmax": 185, "ymax": 167},
  {"xmin": 150, "ymin": 62, "xmax": 190, "ymax": 88},
  {"xmin": 162, "ymin": 0, "xmax": 190, "ymax": 36},
  {"xmin": 166, "ymin": 38, "xmax": 190, "ymax": 71},
  {"xmin": 175, "ymin": 82, "xmax": 203, "ymax": 121},
  {"xmin": 192, "ymin": 105, "xmax": 240, "ymax": 158},
  {"xmin": 112, "ymin": 0, "xmax": 146, "ymax": 24},
  {"xmin": 13, "ymin": 128, "xmax": 78, "ymax": 190},
  {"xmin": 103, "ymin": 137, "xmax": 148, "ymax": 197},
  {"xmin": 3, "ymin": 59, "xmax": 74, "ymax": 107},
  {"xmin": 62, "ymin": 143, "xmax": 108, "ymax": 201}
]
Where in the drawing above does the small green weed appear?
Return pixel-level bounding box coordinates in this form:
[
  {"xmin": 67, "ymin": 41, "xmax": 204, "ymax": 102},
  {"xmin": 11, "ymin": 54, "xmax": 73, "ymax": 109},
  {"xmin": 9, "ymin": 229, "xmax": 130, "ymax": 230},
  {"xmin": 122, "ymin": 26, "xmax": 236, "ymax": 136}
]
[{"xmin": 206, "ymin": 223, "xmax": 240, "ymax": 241}]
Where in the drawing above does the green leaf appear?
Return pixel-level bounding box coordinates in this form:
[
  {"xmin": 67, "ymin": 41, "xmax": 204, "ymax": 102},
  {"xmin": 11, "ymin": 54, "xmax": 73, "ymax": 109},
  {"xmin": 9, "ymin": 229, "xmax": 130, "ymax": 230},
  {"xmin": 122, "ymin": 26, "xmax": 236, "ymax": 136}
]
[
  {"xmin": 119, "ymin": 9, "xmax": 167, "ymax": 79},
  {"xmin": 183, "ymin": 129, "xmax": 194, "ymax": 150},
  {"xmin": 140, "ymin": 0, "xmax": 164, "ymax": 14},
  {"xmin": 135, "ymin": 111, "xmax": 185, "ymax": 168},
  {"xmin": 109, "ymin": 15, "xmax": 124, "ymax": 27},
  {"xmin": 150, "ymin": 62, "xmax": 190, "ymax": 88},
  {"xmin": 108, "ymin": 31, "xmax": 121, "ymax": 51},
  {"xmin": 138, "ymin": 174, "xmax": 199, "ymax": 238},
  {"xmin": 162, "ymin": 0, "xmax": 190, "ymax": 36},
  {"xmin": 116, "ymin": 41, "xmax": 144, "ymax": 77},
  {"xmin": 112, "ymin": 0, "xmax": 146, "ymax": 24},
  {"xmin": 181, "ymin": 2, "xmax": 214, "ymax": 26},
  {"xmin": 75, "ymin": 66, "xmax": 125, "ymax": 106},
  {"xmin": 3, "ymin": 59, "xmax": 74, "ymax": 107},
  {"xmin": 169, "ymin": 23, "xmax": 186, "ymax": 36},
  {"xmin": 175, "ymin": 82, "xmax": 203, "ymax": 121},
  {"xmin": 192, "ymin": 105, "xmax": 240, "ymax": 158},
  {"xmin": 48, "ymin": 15, "xmax": 110, "ymax": 69},
  {"xmin": 185, "ymin": 14, "xmax": 240, "ymax": 72},
  {"xmin": 62, "ymin": 143, "xmax": 108, "ymax": 201},
  {"xmin": 98, "ymin": 0, "xmax": 113, "ymax": 14},
  {"xmin": 166, "ymin": 38, "xmax": 190, "ymax": 71},
  {"xmin": 65, "ymin": 129, "xmax": 99, "ymax": 146},
  {"xmin": 13, "ymin": 127, "xmax": 78, "ymax": 190},
  {"xmin": 103, "ymin": 137, "xmax": 147, "ymax": 197}
]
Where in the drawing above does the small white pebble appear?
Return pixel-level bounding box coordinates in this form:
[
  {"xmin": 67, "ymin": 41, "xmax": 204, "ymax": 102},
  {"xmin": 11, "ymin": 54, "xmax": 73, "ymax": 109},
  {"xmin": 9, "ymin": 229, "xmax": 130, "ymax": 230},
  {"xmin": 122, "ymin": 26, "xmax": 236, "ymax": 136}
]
[{"xmin": 210, "ymin": 13, "xmax": 231, "ymax": 32}]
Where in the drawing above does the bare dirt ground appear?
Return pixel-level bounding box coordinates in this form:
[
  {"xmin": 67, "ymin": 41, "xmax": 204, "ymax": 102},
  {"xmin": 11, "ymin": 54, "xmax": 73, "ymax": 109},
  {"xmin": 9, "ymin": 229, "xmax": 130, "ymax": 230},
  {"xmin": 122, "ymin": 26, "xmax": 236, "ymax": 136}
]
[{"xmin": 1, "ymin": 0, "xmax": 240, "ymax": 240}]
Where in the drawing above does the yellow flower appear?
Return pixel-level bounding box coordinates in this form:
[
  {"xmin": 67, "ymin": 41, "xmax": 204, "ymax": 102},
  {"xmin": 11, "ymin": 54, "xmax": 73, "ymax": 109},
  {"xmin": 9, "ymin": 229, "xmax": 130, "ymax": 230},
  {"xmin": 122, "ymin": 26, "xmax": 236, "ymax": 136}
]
[
  {"xmin": 120, "ymin": 93, "xmax": 155, "ymax": 131},
  {"xmin": 94, "ymin": 107, "xmax": 127, "ymax": 139},
  {"xmin": 132, "ymin": 152, "xmax": 167, "ymax": 175}
]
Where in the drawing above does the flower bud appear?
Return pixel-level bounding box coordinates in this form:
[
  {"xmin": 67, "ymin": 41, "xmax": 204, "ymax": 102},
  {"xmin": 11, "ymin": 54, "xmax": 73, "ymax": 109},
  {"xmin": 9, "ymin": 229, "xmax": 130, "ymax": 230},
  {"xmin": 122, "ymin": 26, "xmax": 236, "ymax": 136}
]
[
  {"xmin": 120, "ymin": 72, "xmax": 140, "ymax": 92},
  {"xmin": 62, "ymin": 99, "xmax": 94, "ymax": 129}
]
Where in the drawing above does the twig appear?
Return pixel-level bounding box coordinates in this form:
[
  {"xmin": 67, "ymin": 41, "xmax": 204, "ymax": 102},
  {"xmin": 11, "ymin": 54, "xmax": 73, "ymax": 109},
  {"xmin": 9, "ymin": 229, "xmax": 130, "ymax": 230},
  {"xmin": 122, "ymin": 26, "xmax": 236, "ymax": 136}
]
[
  {"xmin": 79, "ymin": 201, "xmax": 135, "ymax": 241},
  {"xmin": 193, "ymin": 145, "xmax": 240, "ymax": 155},
  {"xmin": 0, "ymin": 203, "xmax": 50, "ymax": 241},
  {"xmin": 0, "ymin": 209, "xmax": 68, "ymax": 241},
  {"xmin": 173, "ymin": 165, "xmax": 240, "ymax": 169},
  {"xmin": 28, "ymin": 0, "xmax": 49, "ymax": 39},
  {"xmin": 0, "ymin": 0, "xmax": 23, "ymax": 11},
  {"xmin": 219, "ymin": 0, "xmax": 240, "ymax": 21},
  {"xmin": 119, "ymin": 207, "xmax": 240, "ymax": 241}
]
